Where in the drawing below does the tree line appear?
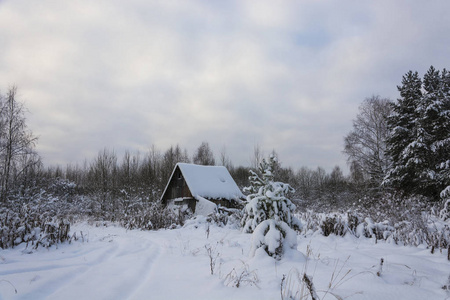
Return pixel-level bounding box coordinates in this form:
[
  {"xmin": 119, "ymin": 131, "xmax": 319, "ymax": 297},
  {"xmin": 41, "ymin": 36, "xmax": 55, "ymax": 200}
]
[
  {"xmin": 38, "ymin": 143, "xmax": 356, "ymax": 211},
  {"xmin": 1, "ymin": 65, "xmax": 449, "ymax": 212},
  {"xmin": 0, "ymin": 86, "xmax": 357, "ymax": 211}
]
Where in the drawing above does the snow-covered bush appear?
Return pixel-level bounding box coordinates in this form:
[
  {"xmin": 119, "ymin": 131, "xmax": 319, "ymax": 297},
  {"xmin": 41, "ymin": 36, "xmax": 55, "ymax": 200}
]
[
  {"xmin": 208, "ymin": 207, "xmax": 242, "ymax": 228},
  {"xmin": 241, "ymin": 155, "xmax": 302, "ymax": 259},
  {"xmin": 440, "ymin": 199, "xmax": 450, "ymax": 221},
  {"xmin": 319, "ymin": 214, "xmax": 346, "ymax": 237},
  {"xmin": 300, "ymin": 211, "xmax": 361, "ymax": 237},
  {"xmin": 120, "ymin": 201, "xmax": 189, "ymax": 230},
  {"xmin": 298, "ymin": 208, "xmax": 450, "ymax": 256},
  {"xmin": 0, "ymin": 205, "xmax": 70, "ymax": 249}
]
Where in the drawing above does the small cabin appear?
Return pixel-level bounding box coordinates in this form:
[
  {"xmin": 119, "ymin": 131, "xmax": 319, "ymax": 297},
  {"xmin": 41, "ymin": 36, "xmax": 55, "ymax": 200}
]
[{"xmin": 160, "ymin": 163, "xmax": 245, "ymax": 214}]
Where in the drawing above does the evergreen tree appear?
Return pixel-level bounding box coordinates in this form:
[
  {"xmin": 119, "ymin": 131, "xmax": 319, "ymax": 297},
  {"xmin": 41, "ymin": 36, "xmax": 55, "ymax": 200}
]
[
  {"xmin": 385, "ymin": 67, "xmax": 450, "ymax": 200},
  {"xmin": 403, "ymin": 67, "xmax": 440, "ymax": 196},
  {"xmin": 241, "ymin": 155, "xmax": 301, "ymax": 232},
  {"xmin": 413, "ymin": 66, "xmax": 443, "ymax": 197},
  {"xmin": 434, "ymin": 69, "xmax": 450, "ymax": 201},
  {"xmin": 241, "ymin": 155, "xmax": 301, "ymax": 259},
  {"xmin": 410, "ymin": 67, "xmax": 450, "ymax": 199},
  {"xmin": 384, "ymin": 70, "xmax": 422, "ymax": 194}
]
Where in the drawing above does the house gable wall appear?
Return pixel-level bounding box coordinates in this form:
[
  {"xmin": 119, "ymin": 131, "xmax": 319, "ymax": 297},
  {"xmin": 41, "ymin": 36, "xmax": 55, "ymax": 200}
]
[{"xmin": 161, "ymin": 166, "xmax": 192, "ymax": 206}]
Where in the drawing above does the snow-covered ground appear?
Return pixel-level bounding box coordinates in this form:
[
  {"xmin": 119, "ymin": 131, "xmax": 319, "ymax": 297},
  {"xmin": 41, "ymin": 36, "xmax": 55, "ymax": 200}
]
[{"xmin": 1, "ymin": 219, "xmax": 449, "ymax": 300}]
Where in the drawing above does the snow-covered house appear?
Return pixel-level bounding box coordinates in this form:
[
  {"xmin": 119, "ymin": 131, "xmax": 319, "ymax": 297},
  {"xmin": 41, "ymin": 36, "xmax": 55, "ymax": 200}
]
[{"xmin": 160, "ymin": 163, "xmax": 245, "ymax": 214}]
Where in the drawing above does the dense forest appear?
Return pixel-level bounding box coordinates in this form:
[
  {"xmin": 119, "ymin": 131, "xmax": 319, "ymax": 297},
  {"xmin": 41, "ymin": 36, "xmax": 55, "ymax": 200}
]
[{"xmin": 1, "ymin": 66, "xmax": 449, "ymax": 252}]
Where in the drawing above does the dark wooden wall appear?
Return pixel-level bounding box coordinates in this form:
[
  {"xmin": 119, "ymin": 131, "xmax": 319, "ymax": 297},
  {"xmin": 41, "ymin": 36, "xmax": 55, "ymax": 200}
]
[{"xmin": 161, "ymin": 166, "xmax": 191, "ymax": 205}]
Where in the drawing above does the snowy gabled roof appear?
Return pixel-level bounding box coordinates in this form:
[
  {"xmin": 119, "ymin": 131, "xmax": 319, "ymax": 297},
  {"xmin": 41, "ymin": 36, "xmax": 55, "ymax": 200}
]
[{"xmin": 170, "ymin": 163, "xmax": 244, "ymax": 200}]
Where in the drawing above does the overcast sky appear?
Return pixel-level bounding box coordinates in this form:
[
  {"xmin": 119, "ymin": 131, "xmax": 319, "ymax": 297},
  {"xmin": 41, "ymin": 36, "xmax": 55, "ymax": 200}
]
[{"xmin": 1, "ymin": 1, "xmax": 449, "ymax": 173}]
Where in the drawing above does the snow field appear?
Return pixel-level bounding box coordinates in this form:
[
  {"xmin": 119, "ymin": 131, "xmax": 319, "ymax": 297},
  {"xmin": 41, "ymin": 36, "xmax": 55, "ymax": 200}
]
[{"xmin": 1, "ymin": 220, "xmax": 449, "ymax": 300}]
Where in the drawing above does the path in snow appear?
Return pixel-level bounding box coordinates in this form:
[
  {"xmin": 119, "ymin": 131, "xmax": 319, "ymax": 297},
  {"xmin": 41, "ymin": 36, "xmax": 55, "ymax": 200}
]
[
  {"xmin": 0, "ymin": 224, "xmax": 161, "ymax": 300},
  {"xmin": 1, "ymin": 221, "xmax": 450, "ymax": 300}
]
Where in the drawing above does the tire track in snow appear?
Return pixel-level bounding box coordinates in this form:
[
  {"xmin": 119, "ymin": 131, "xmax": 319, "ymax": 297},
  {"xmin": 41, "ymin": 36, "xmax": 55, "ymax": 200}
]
[
  {"xmin": 127, "ymin": 230, "xmax": 222, "ymax": 300},
  {"xmin": 44, "ymin": 231, "xmax": 161, "ymax": 300},
  {"xmin": 0, "ymin": 228, "xmax": 161, "ymax": 300},
  {"xmin": 0, "ymin": 240, "xmax": 120, "ymax": 277},
  {"xmin": 1, "ymin": 233, "xmax": 122, "ymax": 300}
]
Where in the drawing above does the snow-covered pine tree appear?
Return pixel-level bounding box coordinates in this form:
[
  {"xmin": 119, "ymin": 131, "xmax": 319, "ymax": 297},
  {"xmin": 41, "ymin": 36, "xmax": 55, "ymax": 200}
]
[
  {"xmin": 241, "ymin": 155, "xmax": 302, "ymax": 259},
  {"xmin": 384, "ymin": 70, "xmax": 422, "ymax": 193}
]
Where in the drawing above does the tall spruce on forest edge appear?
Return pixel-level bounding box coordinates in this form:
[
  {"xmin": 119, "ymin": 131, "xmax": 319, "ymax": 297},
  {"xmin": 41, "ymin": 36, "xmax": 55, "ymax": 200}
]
[{"xmin": 384, "ymin": 66, "xmax": 450, "ymax": 201}]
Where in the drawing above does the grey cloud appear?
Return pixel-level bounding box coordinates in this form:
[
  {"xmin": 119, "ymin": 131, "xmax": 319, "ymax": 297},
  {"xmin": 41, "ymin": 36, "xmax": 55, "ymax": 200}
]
[{"xmin": 1, "ymin": 0, "xmax": 450, "ymax": 172}]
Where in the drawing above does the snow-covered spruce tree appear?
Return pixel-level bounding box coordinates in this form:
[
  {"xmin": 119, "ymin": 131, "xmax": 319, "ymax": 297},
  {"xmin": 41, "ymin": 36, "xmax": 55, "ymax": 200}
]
[
  {"xmin": 395, "ymin": 67, "xmax": 437, "ymax": 197},
  {"xmin": 241, "ymin": 155, "xmax": 301, "ymax": 259},
  {"xmin": 435, "ymin": 69, "xmax": 450, "ymax": 209},
  {"xmin": 384, "ymin": 70, "xmax": 422, "ymax": 194},
  {"xmin": 384, "ymin": 67, "xmax": 450, "ymax": 200},
  {"xmin": 420, "ymin": 67, "xmax": 450, "ymax": 199}
]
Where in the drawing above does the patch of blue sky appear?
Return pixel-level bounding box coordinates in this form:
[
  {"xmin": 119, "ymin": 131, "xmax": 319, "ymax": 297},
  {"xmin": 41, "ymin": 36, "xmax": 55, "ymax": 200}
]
[{"xmin": 293, "ymin": 28, "xmax": 331, "ymax": 49}]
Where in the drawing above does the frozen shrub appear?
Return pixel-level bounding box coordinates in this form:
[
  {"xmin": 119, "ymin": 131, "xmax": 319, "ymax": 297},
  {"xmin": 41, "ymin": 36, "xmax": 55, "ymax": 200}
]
[
  {"xmin": 34, "ymin": 220, "xmax": 71, "ymax": 249},
  {"xmin": 121, "ymin": 201, "xmax": 189, "ymax": 230},
  {"xmin": 208, "ymin": 207, "xmax": 242, "ymax": 228},
  {"xmin": 224, "ymin": 262, "xmax": 259, "ymax": 288},
  {"xmin": 319, "ymin": 215, "xmax": 335, "ymax": 237},
  {"xmin": 320, "ymin": 214, "xmax": 346, "ymax": 237},
  {"xmin": 440, "ymin": 199, "xmax": 450, "ymax": 221},
  {"xmin": 426, "ymin": 224, "xmax": 449, "ymax": 254},
  {"xmin": 299, "ymin": 204, "xmax": 450, "ymax": 254},
  {"xmin": 0, "ymin": 205, "xmax": 70, "ymax": 250},
  {"xmin": 364, "ymin": 219, "xmax": 394, "ymax": 241},
  {"xmin": 347, "ymin": 211, "xmax": 361, "ymax": 234},
  {"xmin": 298, "ymin": 210, "xmax": 324, "ymax": 235}
]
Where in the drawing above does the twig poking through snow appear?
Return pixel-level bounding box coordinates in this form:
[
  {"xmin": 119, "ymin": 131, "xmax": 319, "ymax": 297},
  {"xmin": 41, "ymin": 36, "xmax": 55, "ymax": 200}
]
[
  {"xmin": 302, "ymin": 273, "xmax": 318, "ymax": 300},
  {"xmin": 442, "ymin": 274, "xmax": 450, "ymax": 291},
  {"xmin": 205, "ymin": 243, "xmax": 220, "ymax": 275},
  {"xmin": 447, "ymin": 245, "xmax": 450, "ymax": 261},
  {"xmin": 206, "ymin": 223, "xmax": 210, "ymax": 239},
  {"xmin": 0, "ymin": 279, "xmax": 17, "ymax": 294},
  {"xmin": 224, "ymin": 261, "xmax": 259, "ymax": 288},
  {"xmin": 377, "ymin": 258, "xmax": 384, "ymax": 277}
]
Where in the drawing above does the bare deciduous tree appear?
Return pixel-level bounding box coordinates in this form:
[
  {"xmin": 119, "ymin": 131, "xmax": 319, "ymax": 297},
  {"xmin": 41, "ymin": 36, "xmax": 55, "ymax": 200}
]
[
  {"xmin": 193, "ymin": 141, "xmax": 215, "ymax": 166},
  {"xmin": 250, "ymin": 143, "xmax": 263, "ymax": 170},
  {"xmin": 161, "ymin": 144, "xmax": 189, "ymax": 183},
  {"xmin": 343, "ymin": 96, "xmax": 392, "ymax": 189},
  {"xmin": 219, "ymin": 145, "xmax": 233, "ymax": 170},
  {"xmin": 88, "ymin": 148, "xmax": 118, "ymax": 208},
  {"xmin": 0, "ymin": 86, "xmax": 40, "ymax": 202}
]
